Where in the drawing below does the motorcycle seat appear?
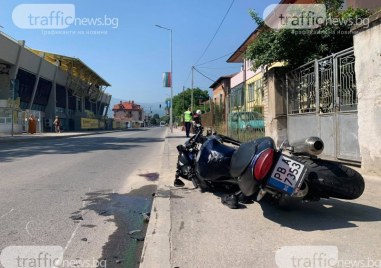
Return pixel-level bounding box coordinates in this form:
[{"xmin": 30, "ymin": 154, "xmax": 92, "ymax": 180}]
[{"xmin": 230, "ymin": 137, "xmax": 274, "ymax": 177}]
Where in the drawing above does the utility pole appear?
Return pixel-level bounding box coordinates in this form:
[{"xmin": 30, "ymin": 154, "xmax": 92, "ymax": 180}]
[
  {"xmin": 182, "ymin": 86, "xmax": 185, "ymax": 113},
  {"xmin": 155, "ymin": 24, "xmax": 173, "ymax": 133},
  {"xmin": 10, "ymin": 79, "xmax": 15, "ymax": 137},
  {"xmin": 191, "ymin": 66, "xmax": 194, "ymax": 112}
]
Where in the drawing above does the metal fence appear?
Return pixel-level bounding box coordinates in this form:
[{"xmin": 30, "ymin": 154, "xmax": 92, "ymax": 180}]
[
  {"xmin": 287, "ymin": 47, "xmax": 357, "ymax": 115},
  {"xmin": 201, "ymin": 102, "xmax": 227, "ymax": 136},
  {"xmin": 227, "ymin": 81, "xmax": 265, "ymax": 142},
  {"xmin": 0, "ymin": 107, "xmax": 25, "ymax": 134},
  {"xmin": 0, "ymin": 107, "xmax": 44, "ymax": 135},
  {"xmin": 201, "ymin": 81, "xmax": 266, "ymax": 142},
  {"xmin": 287, "ymin": 47, "xmax": 360, "ymax": 162}
]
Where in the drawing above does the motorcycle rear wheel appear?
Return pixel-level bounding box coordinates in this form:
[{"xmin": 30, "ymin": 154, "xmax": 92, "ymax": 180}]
[{"xmin": 289, "ymin": 156, "xmax": 365, "ymax": 200}]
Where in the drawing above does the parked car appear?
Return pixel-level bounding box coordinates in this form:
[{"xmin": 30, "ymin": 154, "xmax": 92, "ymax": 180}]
[
  {"xmin": 160, "ymin": 121, "xmax": 166, "ymax": 127},
  {"xmin": 229, "ymin": 111, "xmax": 264, "ymax": 130}
]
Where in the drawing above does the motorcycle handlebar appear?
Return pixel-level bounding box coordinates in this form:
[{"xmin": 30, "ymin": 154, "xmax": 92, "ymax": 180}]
[{"xmin": 186, "ymin": 128, "xmax": 203, "ymax": 148}]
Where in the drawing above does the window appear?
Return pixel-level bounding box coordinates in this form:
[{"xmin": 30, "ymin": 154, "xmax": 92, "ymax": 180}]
[
  {"xmin": 248, "ymin": 79, "xmax": 263, "ymax": 105},
  {"xmin": 248, "ymin": 82, "xmax": 255, "ymax": 102}
]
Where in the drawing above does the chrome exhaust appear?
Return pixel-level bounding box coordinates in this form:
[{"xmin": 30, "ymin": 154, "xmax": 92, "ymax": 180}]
[{"xmin": 291, "ymin": 137, "xmax": 324, "ymax": 156}]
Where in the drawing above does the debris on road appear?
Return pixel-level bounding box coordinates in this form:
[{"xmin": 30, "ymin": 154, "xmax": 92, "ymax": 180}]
[
  {"xmin": 128, "ymin": 229, "xmax": 141, "ymax": 235},
  {"xmin": 142, "ymin": 212, "xmax": 150, "ymax": 222}
]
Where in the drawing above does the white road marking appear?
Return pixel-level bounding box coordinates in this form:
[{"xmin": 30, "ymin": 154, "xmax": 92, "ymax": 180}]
[
  {"xmin": 25, "ymin": 220, "xmax": 45, "ymax": 242},
  {"xmin": 62, "ymin": 194, "xmax": 89, "ymax": 256},
  {"xmin": 0, "ymin": 208, "xmax": 14, "ymax": 219},
  {"xmin": 62, "ymin": 222, "xmax": 81, "ymax": 254},
  {"xmin": 25, "ymin": 221, "xmax": 33, "ymax": 237}
]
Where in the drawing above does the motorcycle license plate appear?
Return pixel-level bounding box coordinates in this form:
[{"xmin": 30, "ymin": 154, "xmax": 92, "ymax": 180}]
[{"xmin": 267, "ymin": 154, "xmax": 306, "ymax": 195}]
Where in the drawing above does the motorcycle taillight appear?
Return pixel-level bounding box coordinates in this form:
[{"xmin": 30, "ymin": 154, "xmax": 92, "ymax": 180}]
[{"xmin": 253, "ymin": 148, "xmax": 275, "ymax": 181}]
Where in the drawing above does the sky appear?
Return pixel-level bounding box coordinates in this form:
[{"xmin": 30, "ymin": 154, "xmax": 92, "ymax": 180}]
[{"xmin": 0, "ymin": 0, "xmax": 279, "ymax": 106}]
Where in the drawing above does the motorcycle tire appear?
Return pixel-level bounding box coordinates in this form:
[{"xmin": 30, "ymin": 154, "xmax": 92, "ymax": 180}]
[{"xmin": 289, "ymin": 156, "xmax": 365, "ymax": 200}]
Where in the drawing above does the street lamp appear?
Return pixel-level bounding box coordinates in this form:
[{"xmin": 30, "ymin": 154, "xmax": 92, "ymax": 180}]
[{"xmin": 155, "ymin": 24, "xmax": 173, "ymax": 133}]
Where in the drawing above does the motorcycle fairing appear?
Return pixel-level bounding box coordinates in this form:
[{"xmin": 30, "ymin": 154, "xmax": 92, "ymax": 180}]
[
  {"xmin": 177, "ymin": 150, "xmax": 194, "ymax": 179},
  {"xmin": 195, "ymin": 136, "xmax": 236, "ymax": 182}
]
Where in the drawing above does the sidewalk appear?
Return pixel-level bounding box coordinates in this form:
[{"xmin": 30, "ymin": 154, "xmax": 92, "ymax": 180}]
[{"xmin": 140, "ymin": 128, "xmax": 381, "ymax": 268}]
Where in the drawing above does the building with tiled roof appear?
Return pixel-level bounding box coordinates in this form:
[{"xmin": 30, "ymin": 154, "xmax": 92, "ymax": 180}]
[{"xmin": 112, "ymin": 100, "xmax": 145, "ymax": 128}]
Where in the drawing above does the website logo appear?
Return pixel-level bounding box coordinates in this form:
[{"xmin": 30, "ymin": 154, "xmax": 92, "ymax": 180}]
[
  {"xmin": 0, "ymin": 246, "xmax": 107, "ymax": 268},
  {"xmin": 0, "ymin": 246, "xmax": 63, "ymax": 268},
  {"xmin": 12, "ymin": 4, "xmax": 75, "ymax": 29},
  {"xmin": 275, "ymin": 246, "xmax": 338, "ymax": 268},
  {"xmin": 264, "ymin": 4, "xmax": 327, "ymax": 29},
  {"xmin": 263, "ymin": 4, "xmax": 369, "ymax": 30},
  {"xmin": 12, "ymin": 3, "xmax": 119, "ymax": 34}
]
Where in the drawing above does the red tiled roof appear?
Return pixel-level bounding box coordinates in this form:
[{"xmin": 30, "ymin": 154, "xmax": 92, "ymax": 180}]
[{"xmin": 112, "ymin": 101, "xmax": 142, "ymax": 111}]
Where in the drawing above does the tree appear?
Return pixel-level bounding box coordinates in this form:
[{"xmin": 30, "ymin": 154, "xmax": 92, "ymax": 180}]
[
  {"xmin": 153, "ymin": 113, "xmax": 160, "ymax": 120},
  {"xmin": 166, "ymin": 88, "xmax": 209, "ymax": 120},
  {"xmin": 160, "ymin": 115, "xmax": 169, "ymax": 123},
  {"xmin": 246, "ymin": 0, "xmax": 371, "ymax": 70},
  {"xmin": 150, "ymin": 113, "xmax": 160, "ymax": 125}
]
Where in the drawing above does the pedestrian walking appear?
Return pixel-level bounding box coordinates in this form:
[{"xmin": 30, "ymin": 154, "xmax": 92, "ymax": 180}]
[
  {"xmin": 53, "ymin": 116, "xmax": 61, "ymax": 133},
  {"xmin": 184, "ymin": 107, "xmax": 192, "ymax": 138}
]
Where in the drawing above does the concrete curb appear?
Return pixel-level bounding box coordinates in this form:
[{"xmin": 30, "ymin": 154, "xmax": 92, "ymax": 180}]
[
  {"xmin": 140, "ymin": 128, "xmax": 172, "ymax": 268},
  {"xmin": 140, "ymin": 128, "xmax": 186, "ymax": 268}
]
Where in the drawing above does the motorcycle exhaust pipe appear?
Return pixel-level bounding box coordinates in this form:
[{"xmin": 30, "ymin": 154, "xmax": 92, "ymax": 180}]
[{"xmin": 291, "ymin": 137, "xmax": 324, "ymax": 156}]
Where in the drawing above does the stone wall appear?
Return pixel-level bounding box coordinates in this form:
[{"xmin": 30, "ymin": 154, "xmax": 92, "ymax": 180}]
[
  {"xmin": 264, "ymin": 67, "xmax": 288, "ymax": 147},
  {"xmin": 353, "ymin": 12, "xmax": 381, "ymax": 175}
]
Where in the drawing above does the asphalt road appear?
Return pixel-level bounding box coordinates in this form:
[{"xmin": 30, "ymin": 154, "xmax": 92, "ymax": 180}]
[{"xmin": 0, "ymin": 127, "xmax": 167, "ymax": 268}]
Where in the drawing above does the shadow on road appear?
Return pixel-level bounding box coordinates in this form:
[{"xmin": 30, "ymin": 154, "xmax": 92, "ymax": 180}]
[
  {"xmin": 259, "ymin": 198, "xmax": 381, "ymax": 231},
  {"xmin": 0, "ymin": 136, "xmax": 165, "ymax": 163}
]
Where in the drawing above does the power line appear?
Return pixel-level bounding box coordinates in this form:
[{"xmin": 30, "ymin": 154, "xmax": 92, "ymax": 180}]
[
  {"xmin": 194, "ymin": 67, "xmax": 216, "ymax": 82},
  {"xmin": 193, "ymin": 0, "xmax": 236, "ymax": 66},
  {"xmin": 198, "ymin": 69, "xmax": 217, "ymax": 79},
  {"xmin": 195, "ymin": 51, "xmax": 234, "ymax": 66},
  {"xmin": 198, "ymin": 66, "xmax": 239, "ymax": 70},
  {"xmin": 183, "ymin": 67, "xmax": 192, "ymax": 86}
]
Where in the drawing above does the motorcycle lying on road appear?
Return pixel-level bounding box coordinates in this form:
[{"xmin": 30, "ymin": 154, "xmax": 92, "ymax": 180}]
[{"xmin": 174, "ymin": 127, "xmax": 365, "ymax": 209}]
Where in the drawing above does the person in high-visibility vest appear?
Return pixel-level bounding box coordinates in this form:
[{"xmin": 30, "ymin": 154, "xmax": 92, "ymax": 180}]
[{"xmin": 184, "ymin": 107, "xmax": 192, "ymax": 137}]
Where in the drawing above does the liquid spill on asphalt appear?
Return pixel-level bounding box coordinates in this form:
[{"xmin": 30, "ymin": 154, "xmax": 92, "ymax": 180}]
[{"xmin": 77, "ymin": 184, "xmax": 157, "ymax": 268}]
